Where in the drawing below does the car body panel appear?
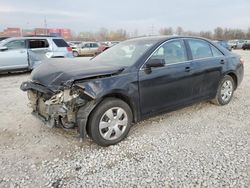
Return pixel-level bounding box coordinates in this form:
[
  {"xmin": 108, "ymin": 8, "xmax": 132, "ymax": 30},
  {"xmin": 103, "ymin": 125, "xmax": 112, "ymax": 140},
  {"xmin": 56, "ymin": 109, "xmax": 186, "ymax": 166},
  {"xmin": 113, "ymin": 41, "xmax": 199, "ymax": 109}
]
[
  {"xmin": 138, "ymin": 61, "xmax": 195, "ymax": 116},
  {"xmin": 0, "ymin": 48, "xmax": 29, "ymax": 71}
]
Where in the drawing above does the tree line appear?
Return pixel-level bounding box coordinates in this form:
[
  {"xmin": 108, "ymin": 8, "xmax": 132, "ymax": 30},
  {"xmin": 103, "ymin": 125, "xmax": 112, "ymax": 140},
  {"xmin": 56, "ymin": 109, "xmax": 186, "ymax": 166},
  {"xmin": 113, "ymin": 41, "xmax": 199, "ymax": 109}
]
[
  {"xmin": 72, "ymin": 26, "xmax": 250, "ymax": 41},
  {"xmin": 159, "ymin": 27, "xmax": 250, "ymax": 40},
  {"xmin": 73, "ymin": 28, "xmax": 128, "ymax": 41}
]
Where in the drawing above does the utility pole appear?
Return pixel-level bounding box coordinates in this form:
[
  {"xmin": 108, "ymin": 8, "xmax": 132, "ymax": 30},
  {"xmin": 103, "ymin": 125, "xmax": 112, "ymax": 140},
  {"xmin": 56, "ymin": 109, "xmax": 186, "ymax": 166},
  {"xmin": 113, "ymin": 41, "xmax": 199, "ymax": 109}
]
[{"xmin": 44, "ymin": 16, "xmax": 48, "ymax": 35}]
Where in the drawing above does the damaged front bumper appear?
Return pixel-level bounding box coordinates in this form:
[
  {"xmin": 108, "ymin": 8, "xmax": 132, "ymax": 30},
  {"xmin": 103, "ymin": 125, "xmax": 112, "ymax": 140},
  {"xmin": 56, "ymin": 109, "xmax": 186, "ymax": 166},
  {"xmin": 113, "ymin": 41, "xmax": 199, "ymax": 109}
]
[{"xmin": 20, "ymin": 81, "xmax": 95, "ymax": 138}]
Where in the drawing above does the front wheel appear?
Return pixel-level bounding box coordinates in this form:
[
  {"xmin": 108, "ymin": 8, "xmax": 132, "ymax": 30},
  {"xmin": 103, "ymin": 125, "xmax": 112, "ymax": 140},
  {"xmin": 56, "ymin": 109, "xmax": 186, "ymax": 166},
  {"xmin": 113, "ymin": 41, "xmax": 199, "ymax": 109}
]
[
  {"xmin": 212, "ymin": 75, "xmax": 235, "ymax": 105},
  {"xmin": 87, "ymin": 98, "xmax": 133, "ymax": 146}
]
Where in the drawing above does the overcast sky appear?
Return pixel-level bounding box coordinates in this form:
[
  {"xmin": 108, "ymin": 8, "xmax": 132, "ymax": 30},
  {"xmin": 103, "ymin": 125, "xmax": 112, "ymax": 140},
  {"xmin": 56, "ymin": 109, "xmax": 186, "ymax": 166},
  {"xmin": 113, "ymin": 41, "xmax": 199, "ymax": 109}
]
[{"xmin": 0, "ymin": 0, "xmax": 249, "ymax": 35}]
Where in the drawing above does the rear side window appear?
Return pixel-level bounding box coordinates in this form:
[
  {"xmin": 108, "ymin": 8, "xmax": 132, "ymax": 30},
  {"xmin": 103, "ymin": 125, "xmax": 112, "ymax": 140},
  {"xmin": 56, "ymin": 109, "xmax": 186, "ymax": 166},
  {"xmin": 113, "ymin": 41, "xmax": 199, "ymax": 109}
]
[
  {"xmin": 5, "ymin": 40, "xmax": 26, "ymax": 49},
  {"xmin": 52, "ymin": 39, "xmax": 69, "ymax": 47},
  {"xmin": 188, "ymin": 39, "xmax": 213, "ymax": 59},
  {"xmin": 91, "ymin": 43, "xmax": 99, "ymax": 48},
  {"xmin": 28, "ymin": 39, "xmax": 49, "ymax": 49}
]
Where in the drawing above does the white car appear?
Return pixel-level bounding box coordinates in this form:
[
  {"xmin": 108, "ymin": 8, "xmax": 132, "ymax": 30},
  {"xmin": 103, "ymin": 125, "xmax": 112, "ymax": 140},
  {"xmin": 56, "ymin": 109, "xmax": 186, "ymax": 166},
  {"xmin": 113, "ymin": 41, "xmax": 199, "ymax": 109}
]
[{"xmin": 0, "ymin": 36, "xmax": 73, "ymax": 72}]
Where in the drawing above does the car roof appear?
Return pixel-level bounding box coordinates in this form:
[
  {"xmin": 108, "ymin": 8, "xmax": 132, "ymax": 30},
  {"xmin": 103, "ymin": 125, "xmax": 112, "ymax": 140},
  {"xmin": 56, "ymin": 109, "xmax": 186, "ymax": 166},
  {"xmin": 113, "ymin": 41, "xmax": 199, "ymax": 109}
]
[
  {"xmin": 82, "ymin": 41, "xmax": 99, "ymax": 43},
  {"xmin": 125, "ymin": 35, "xmax": 216, "ymax": 44},
  {"xmin": 3, "ymin": 36, "xmax": 63, "ymax": 41}
]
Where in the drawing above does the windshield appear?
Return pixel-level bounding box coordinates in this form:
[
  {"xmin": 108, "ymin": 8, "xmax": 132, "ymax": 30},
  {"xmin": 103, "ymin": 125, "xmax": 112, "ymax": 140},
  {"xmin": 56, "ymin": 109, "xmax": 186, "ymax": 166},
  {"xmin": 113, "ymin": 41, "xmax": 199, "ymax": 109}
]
[{"xmin": 92, "ymin": 38, "xmax": 157, "ymax": 66}]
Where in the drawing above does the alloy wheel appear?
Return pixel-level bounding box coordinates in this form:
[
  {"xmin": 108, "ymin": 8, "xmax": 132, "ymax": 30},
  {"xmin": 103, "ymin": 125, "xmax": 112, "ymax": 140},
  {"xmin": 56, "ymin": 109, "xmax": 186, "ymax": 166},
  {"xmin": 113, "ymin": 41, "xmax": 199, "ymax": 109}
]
[{"xmin": 221, "ymin": 80, "xmax": 233, "ymax": 102}]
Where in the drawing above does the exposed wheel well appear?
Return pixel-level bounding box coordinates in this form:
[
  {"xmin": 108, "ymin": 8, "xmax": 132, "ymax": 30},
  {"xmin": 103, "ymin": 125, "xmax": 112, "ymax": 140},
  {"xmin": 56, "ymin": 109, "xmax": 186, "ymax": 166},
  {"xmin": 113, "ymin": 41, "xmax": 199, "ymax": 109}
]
[{"xmin": 227, "ymin": 73, "xmax": 238, "ymax": 89}]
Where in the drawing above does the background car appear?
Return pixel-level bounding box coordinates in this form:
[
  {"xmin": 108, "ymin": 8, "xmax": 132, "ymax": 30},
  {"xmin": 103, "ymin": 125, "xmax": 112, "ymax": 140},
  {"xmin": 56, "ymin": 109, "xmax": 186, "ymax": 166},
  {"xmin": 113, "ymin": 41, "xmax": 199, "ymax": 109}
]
[
  {"xmin": 214, "ymin": 40, "xmax": 232, "ymax": 51},
  {"xmin": 0, "ymin": 36, "xmax": 73, "ymax": 72},
  {"xmin": 95, "ymin": 43, "xmax": 110, "ymax": 55},
  {"xmin": 72, "ymin": 42, "xmax": 100, "ymax": 57},
  {"xmin": 242, "ymin": 43, "xmax": 250, "ymax": 50},
  {"xmin": 0, "ymin": 37, "xmax": 9, "ymax": 41},
  {"xmin": 235, "ymin": 40, "xmax": 247, "ymax": 49},
  {"xmin": 104, "ymin": 41, "xmax": 120, "ymax": 47},
  {"xmin": 228, "ymin": 40, "xmax": 237, "ymax": 49},
  {"xmin": 67, "ymin": 41, "xmax": 82, "ymax": 49}
]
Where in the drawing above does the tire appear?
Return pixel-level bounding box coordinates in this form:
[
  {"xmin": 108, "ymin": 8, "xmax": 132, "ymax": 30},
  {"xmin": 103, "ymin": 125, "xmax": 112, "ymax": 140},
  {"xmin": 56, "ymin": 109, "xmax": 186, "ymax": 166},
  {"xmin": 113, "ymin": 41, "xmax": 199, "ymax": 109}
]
[
  {"xmin": 87, "ymin": 98, "xmax": 132, "ymax": 146},
  {"xmin": 212, "ymin": 75, "xmax": 235, "ymax": 106},
  {"xmin": 73, "ymin": 51, "xmax": 79, "ymax": 57}
]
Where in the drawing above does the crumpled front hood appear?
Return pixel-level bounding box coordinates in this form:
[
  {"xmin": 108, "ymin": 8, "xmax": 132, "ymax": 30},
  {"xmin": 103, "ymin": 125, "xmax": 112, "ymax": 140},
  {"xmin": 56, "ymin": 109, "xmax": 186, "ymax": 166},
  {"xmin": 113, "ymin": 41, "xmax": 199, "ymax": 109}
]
[{"xmin": 31, "ymin": 58, "xmax": 124, "ymax": 90}]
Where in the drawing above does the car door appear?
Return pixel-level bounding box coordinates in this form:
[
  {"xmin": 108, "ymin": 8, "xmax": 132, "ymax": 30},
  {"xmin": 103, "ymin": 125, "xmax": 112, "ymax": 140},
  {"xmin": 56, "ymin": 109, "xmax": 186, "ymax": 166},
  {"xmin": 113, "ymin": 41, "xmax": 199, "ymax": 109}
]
[
  {"xmin": 90, "ymin": 43, "xmax": 99, "ymax": 55},
  {"xmin": 0, "ymin": 39, "xmax": 28, "ymax": 71},
  {"xmin": 138, "ymin": 39, "xmax": 195, "ymax": 116},
  {"xmin": 80, "ymin": 43, "xmax": 91, "ymax": 55},
  {"xmin": 185, "ymin": 39, "xmax": 225, "ymax": 99},
  {"xmin": 27, "ymin": 39, "xmax": 50, "ymax": 60}
]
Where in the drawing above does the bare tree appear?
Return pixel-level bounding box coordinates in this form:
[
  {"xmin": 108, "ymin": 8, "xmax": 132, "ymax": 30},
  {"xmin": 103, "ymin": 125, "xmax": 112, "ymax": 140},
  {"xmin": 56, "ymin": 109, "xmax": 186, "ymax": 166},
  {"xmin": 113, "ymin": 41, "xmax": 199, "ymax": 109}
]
[
  {"xmin": 159, "ymin": 27, "xmax": 173, "ymax": 35},
  {"xmin": 97, "ymin": 28, "xmax": 109, "ymax": 41},
  {"xmin": 200, "ymin": 31, "xmax": 213, "ymax": 39},
  {"xmin": 234, "ymin": 29, "xmax": 245, "ymax": 39},
  {"xmin": 214, "ymin": 27, "xmax": 224, "ymax": 40},
  {"xmin": 176, "ymin": 26, "xmax": 184, "ymax": 35}
]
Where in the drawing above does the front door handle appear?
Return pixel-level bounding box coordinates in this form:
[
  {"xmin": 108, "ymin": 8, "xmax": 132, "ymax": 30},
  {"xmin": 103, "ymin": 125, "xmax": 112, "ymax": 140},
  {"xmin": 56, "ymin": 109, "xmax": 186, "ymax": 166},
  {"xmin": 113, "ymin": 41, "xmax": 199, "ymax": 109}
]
[
  {"xmin": 20, "ymin": 50, "xmax": 26, "ymax": 53},
  {"xmin": 220, "ymin": 59, "xmax": 225, "ymax": 64}
]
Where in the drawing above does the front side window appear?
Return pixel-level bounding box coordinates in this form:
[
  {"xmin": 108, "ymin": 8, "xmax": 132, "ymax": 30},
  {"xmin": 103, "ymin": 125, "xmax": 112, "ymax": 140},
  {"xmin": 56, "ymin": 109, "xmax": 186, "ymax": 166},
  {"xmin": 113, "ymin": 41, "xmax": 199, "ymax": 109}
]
[
  {"xmin": 84, "ymin": 43, "xmax": 91, "ymax": 48},
  {"xmin": 150, "ymin": 40, "xmax": 187, "ymax": 65},
  {"xmin": 5, "ymin": 40, "xmax": 26, "ymax": 50},
  {"xmin": 188, "ymin": 39, "xmax": 213, "ymax": 59}
]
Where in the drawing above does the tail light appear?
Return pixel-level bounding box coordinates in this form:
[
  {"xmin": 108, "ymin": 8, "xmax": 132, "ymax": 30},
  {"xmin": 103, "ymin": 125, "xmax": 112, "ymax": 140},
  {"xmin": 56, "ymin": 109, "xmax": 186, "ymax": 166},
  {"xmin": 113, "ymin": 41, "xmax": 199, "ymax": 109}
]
[
  {"xmin": 67, "ymin": 47, "xmax": 72, "ymax": 52},
  {"xmin": 240, "ymin": 57, "xmax": 244, "ymax": 65}
]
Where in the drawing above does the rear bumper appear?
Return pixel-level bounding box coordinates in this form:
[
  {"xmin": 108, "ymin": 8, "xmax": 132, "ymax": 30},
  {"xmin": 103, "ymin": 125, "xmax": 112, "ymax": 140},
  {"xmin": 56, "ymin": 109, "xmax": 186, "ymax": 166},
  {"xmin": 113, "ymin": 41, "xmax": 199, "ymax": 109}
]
[{"xmin": 236, "ymin": 65, "xmax": 244, "ymax": 87}]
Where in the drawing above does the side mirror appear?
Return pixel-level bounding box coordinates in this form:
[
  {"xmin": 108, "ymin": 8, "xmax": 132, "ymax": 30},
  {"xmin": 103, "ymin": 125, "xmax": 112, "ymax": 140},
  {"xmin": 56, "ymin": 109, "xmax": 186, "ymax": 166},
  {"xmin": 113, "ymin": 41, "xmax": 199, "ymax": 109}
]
[
  {"xmin": 146, "ymin": 58, "xmax": 165, "ymax": 68},
  {"xmin": 0, "ymin": 46, "xmax": 8, "ymax": 51}
]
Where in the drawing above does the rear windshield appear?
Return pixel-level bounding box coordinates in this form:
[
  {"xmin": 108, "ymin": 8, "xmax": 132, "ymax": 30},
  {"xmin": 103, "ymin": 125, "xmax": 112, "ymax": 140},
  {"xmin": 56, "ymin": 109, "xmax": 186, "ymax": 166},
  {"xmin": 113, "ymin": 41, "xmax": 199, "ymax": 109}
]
[{"xmin": 53, "ymin": 39, "xmax": 69, "ymax": 47}]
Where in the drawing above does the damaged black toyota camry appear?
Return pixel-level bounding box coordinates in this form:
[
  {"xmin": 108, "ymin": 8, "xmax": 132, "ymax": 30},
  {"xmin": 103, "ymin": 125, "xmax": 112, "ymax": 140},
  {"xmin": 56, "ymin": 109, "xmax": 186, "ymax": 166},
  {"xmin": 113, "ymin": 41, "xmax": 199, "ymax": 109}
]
[{"xmin": 21, "ymin": 36, "xmax": 244, "ymax": 146}]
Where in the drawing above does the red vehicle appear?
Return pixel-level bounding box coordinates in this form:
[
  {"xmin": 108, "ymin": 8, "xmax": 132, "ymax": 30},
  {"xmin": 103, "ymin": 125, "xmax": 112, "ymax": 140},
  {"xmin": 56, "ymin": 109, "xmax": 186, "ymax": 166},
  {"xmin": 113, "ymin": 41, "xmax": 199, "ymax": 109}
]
[{"xmin": 95, "ymin": 43, "xmax": 109, "ymax": 55}]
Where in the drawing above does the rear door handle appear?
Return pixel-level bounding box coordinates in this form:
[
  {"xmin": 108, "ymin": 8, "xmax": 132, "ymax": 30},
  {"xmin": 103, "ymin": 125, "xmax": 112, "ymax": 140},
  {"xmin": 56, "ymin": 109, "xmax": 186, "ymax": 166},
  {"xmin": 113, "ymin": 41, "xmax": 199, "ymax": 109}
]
[{"xmin": 185, "ymin": 66, "xmax": 191, "ymax": 72}]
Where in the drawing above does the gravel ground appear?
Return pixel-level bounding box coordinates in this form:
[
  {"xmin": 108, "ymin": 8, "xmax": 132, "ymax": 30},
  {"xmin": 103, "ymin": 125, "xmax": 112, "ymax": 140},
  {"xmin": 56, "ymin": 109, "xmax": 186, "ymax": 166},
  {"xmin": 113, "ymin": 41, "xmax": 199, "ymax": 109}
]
[{"xmin": 0, "ymin": 51, "xmax": 249, "ymax": 187}]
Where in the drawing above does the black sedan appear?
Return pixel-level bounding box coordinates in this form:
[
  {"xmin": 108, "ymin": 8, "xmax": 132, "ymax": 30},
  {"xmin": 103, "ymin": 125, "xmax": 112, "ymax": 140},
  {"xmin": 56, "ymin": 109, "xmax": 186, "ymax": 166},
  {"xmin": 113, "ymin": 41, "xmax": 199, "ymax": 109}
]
[
  {"xmin": 21, "ymin": 36, "xmax": 244, "ymax": 146},
  {"xmin": 242, "ymin": 43, "xmax": 250, "ymax": 50}
]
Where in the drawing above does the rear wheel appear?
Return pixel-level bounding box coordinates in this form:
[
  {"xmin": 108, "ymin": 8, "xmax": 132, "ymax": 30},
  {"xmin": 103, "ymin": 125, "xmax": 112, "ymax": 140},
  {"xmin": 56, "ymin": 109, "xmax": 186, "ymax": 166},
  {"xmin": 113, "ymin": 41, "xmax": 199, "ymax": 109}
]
[
  {"xmin": 87, "ymin": 98, "xmax": 132, "ymax": 146},
  {"xmin": 212, "ymin": 75, "xmax": 235, "ymax": 105},
  {"xmin": 73, "ymin": 51, "xmax": 79, "ymax": 57}
]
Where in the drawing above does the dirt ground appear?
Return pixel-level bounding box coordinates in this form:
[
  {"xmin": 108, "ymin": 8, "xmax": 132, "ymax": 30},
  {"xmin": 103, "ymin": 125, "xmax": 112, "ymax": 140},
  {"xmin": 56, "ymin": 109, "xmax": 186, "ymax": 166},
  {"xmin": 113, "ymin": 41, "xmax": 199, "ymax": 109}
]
[{"xmin": 0, "ymin": 50, "xmax": 249, "ymax": 187}]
